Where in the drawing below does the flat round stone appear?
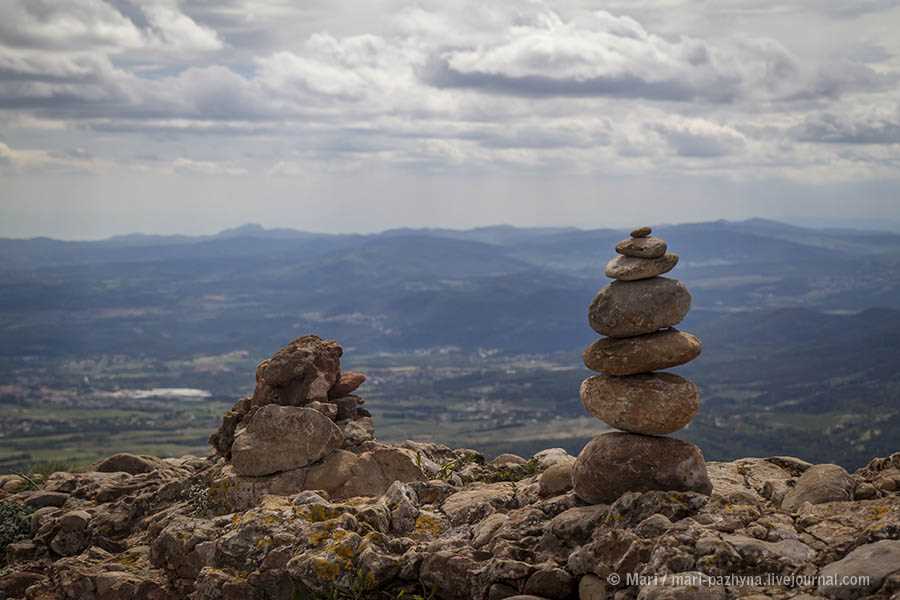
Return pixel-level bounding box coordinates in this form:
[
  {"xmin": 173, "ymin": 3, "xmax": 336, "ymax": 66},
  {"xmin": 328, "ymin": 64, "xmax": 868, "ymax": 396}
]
[
  {"xmin": 630, "ymin": 226, "xmax": 652, "ymax": 238},
  {"xmin": 583, "ymin": 329, "xmax": 702, "ymax": 375},
  {"xmin": 573, "ymin": 432, "xmax": 712, "ymax": 504},
  {"xmin": 616, "ymin": 236, "xmax": 667, "ymax": 258},
  {"xmin": 605, "ymin": 253, "xmax": 678, "ymax": 281},
  {"xmin": 589, "ymin": 278, "xmax": 691, "ymax": 338},
  {"xmin": 580, "ymin": 373, "xmax": 700, "ymax": 434}
]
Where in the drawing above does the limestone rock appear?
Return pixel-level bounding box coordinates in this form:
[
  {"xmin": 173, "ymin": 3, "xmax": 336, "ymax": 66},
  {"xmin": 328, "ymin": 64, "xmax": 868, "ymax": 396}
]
[
  {"xmin": 94, "ymin": 453, "xmax": 164, "ymax": 474},
  {"xmin": 589, "ymin": 278, "xmax": 691, "ymax": 338},
  {"xmin": 523, "ymin": 567, "xmax": 574, "ymax": 599},
  {"xmin": 256, "ymin": 335, "xmax": 342, "ymax": 396},
  {"xmin": 208, "ymin": 464, "xmax": 309, "ymax": 512},
  {"xmin": 605, "ymin": 253, "xmax": 679, "ymax": 281},
  {"xmin": 491, "ymin": 453, "xmax": 529, "ymax": 466},
  {"xmin": 573, "ymin": 432, "xmax": 712, "ymax": 504},
  {"xmin": 49, "ymin": 510, "xmax": 91, "ymax": 556},
  {"xmin": 583, "ymin": 329, "xmax": 701, "ymax": 376},
  {"xmin": 539, "ymin": 458, "xmax": 575, "ymax": 497},
  {"xmin": 636, "ymin": 572, "xmax": 726, "ymax": 600},
  {"xmin": 210, "ymin": 335, "xmax": 343, "ymax": 457},
  {"xmin": 781, "ymin": 464, "xmax": 855, "ymax": 511},
  {"xmin": 616, "ymin": 236, "xmax": 667, "ymax": 258},
  {"xmin": 330, "ymin": 371, "xmax": 366, "ymax": 398},
  {"xmin": 580, "ymin": 373, "xmax": 700, "ymax": 435},
  {"xmin": 230, "ymin": 405, "xmax": 343, "ymax": 477},
  {"xmin": 442, "ymin": 482, "xmax": 517, "ymax": 525},
  {"xmin": 630, "ymin": 226, "xmax": 652, "ymax": 238},
  {"xmin": 817, "ymin": 540, "xmax": 900, "ymax": 599}
]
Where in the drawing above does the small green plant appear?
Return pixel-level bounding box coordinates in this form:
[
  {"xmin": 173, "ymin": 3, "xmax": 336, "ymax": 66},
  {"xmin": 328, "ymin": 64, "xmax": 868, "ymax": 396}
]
[
  {"xmin": 186, "ymin": 482, "xmax": 211, "ymax": 517},
  {"xmin": 10, "ymin": 473, "xmax": 40, "ymax": 491},
  {"xmin": 17, "ymin": 458, "xmax": 86, "ymax": 489},
  {"xmin": 0, "ymin": 501, "xmax": 33, "ymax": 565}
]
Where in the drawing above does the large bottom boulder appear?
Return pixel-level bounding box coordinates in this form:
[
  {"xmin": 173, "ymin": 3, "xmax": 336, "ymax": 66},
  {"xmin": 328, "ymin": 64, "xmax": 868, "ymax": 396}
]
[{"xmin": 572, "ymin": 432, "xmax": 712, "ymax": 504}]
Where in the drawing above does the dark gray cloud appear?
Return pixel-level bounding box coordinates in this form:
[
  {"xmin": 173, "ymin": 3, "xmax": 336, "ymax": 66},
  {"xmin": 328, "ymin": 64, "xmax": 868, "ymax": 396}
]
[{"xmin": 795, "ymin": 109, "xmax": 900, "ymax": 144}]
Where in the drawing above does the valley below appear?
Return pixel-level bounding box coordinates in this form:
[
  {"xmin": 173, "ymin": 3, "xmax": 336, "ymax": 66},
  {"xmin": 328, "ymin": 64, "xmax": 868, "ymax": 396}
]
[{"xmin": 2, "ymin": 219, "xmax": 899, "ymax": 472}]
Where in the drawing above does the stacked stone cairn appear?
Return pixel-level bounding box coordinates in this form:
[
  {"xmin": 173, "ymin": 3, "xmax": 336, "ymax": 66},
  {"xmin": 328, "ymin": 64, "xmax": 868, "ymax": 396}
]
[
  {"xmin": 572, "ymin": 226, "xmax": 714, "ymax": 504},
  {"xmin": 208, "ymin": 335, "xmax": 426, "ymax": 506}
]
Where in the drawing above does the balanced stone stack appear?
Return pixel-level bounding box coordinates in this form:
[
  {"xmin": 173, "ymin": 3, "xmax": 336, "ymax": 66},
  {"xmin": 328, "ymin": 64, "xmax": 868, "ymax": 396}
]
[
  {"xmin": 572, "ymin": 226, "xmax": 713, "ymax": 504},
  {"xmin": 209, "ymin": 335, "xmax": 374, "ymax": 472}
]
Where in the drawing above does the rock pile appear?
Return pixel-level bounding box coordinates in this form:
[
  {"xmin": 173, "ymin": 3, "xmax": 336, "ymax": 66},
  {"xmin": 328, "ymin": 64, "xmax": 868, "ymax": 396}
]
[
  {"xmin": 574, "ymin": 226, "xmax": 712, "ymax": 504},
  {"xmin": 206, "ymin": 335, "xmax": 428, "ymax": 507}
]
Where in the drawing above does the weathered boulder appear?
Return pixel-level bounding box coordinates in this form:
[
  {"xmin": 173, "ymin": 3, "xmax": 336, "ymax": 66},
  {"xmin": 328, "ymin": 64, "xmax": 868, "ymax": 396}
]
[
  {"xmin": 329, "ymin": 371, "xmax": 366, "ymax": 398},
  {"xmin": 230, "ymin": 404, "xmax": 344, "ymax": 477},
  {"xmin": 605, "ymin": 253, "xmax": 679, "ymax": 281},
  {"xmin": 491, "ymin": 453, "xmax": 529, "ymax": 466},
  {"xmin": 631, "ymin": 226, "xmax": 652, "ymax": 238},
  {"xmin": 573, "ymin": 432, "xmax": 712, "ymax": 504},
  {"xmin": 255, "ymin": 335, "xmax": 343, "ymax": 399},
  {"xmin": 782, "ymin": 464, "xmax": 855, "ymax": 511},
  {"xmin": 580, "ymin": 373, "xmax": 699, "ymax": 435},
  {"xmin": 583, "ymin": 329, "xmax": 702, "ymax": 376},
  {"xmin": 94, "ymin": 453, "xmax": 164, "ymax": 474},
  {"xmin": 49, "ymin": 510, "xmax": 91, "ymax": 556},
  {"xmin": 636, "ymin": 572, "xmax": 726, "ymax": 600},
  {"xmin": 616, "ymin": 236, "xmax": 667, "ymax": 258},
  {"xmin": 210, "ymin": 335, "xmax": 343, "ymax": 457},
  {"xmin": 589, "ymin": 278, "xmax": 691, "ymax": 338},
  {"xmin": 539, "ymin": 458, "xmax": 575, "ymax": 497},
  {"xmin": 442, "ymin": 482, "xmax": 517, "ymax": 525},
  {"xmin": 817, "ymin": 540, "xmax": 900, "ymax": 599}
]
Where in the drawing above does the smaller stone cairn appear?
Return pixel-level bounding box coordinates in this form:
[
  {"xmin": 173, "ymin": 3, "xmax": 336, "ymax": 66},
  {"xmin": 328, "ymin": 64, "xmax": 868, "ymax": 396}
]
[
  {"xmin": 573, "ymin": 226, "xmax": 713, "ymax": 504},
  {"xmin": 208, "ymin": 335, "xmax": 426, "ymax": 507}
]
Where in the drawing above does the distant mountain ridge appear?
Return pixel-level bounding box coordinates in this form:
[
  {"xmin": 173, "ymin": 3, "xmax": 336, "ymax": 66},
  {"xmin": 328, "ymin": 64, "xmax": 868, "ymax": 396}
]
[{"xmin": 2, "ymin": 218, "xmax": 900, "ymax": 470}]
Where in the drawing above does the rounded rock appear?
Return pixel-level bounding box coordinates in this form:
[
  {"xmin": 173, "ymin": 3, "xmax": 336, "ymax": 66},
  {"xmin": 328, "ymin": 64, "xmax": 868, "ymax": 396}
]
[
  {"xmin": 583, "ymin": 329, "xmax": 702, "ymax": 376},
  {"xmin": 573, "ymin": 432, "xmax": 712, "ymax": 504},
  {"xmin": 630, "ymin": 226, "xmax": 652, "ymax": 238},
  {"xmin": 580, "ymin": 373, "xmax": 699, "ymax": 435},
  {"xmin": 605, "ymin": 253, "xmax": 678, "ymax": 281},
  {"xmin": 230, "ymin": 405, "xmax": 344, "ymax": 477},
  {"xmin": 588, "ymin": 278, "xmax": 691, "ymax": 338},
  {"xmin": 616, "ymin": 236, "xmax": 667, "ymax": 258}
]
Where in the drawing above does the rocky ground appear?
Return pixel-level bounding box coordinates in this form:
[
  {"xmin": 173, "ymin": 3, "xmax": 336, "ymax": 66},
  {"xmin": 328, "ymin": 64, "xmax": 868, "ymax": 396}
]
[
  {"xmin": 0, "ymin": 445, "xmax": 898, "ymax": 600},
  {"xmin": 1, "ymin": 331, "xmax": 898, "ymax": 600}
]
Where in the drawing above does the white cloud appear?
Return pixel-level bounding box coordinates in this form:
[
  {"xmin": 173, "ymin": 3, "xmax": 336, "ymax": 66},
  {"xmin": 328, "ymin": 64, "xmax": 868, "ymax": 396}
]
[{"xmin": 0, "ymin": 0, "xmax": 897, "ymax": 187}]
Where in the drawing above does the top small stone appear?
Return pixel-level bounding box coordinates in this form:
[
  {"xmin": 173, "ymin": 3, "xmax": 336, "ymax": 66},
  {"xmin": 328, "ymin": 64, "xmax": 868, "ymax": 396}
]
[
  {"xmin": 630, "ymin": 226, "xmax": 652, "ymax": 238},
  {"xmin": 616, "ymin": 236, "xmax": 667, "ymax": 259}
]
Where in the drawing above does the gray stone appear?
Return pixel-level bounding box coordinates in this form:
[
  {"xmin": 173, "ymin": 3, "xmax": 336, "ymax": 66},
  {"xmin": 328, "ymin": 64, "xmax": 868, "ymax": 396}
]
[
  {"xmin": 636, "ymin": 572, "xmax": 726, "ymax": 600},
  {"xmin": 781, "ymin": 464, "xmax": 854, "ymax": 511},
  {"xmin": 589, "ymin": 278, "xmax": 691, "ymax": 338},
  {"xmin": 524, "ymin": 567, "xmax": 574, "ymax": 599},
  {"xmin": 23, "ymin": 491, "xmax": 69, "ymax": 509},
  {"xmin": 230, "ymin": 404, "xmax": 343, "ymax": 477},
  {"xmin": 539, "ymin": 459, "xmax": 575, "ymax": 497},
  {"xmin": 616, "ymin": 236, "xmax": 667, "ymax": 258},
  {"xmin": 491, "ymin": 453, "xmax": 529, "ymax": 466},
  {"xmin": 580, "ymin": 373, "xmax": 699, "ymax": 435},
  {"xmin": 630, "ymin": 226, "xmax": 652, "ymax": 238},
  {"xmin": 442, "ymin": 483, "xmax": 517, "ymax": 526},
  {"xmin": 605, "ymin": 253, "xmax": 678, "ymax": 281},
  {"xmin": 817, "ymin": 540, "xmax": 900, "ymax": 599},
  {"xmin": 329, "ymin": 371, "xmax": 366, "ymax": 398},
  {"xmin": 583, "ymin": 329, "xmax": 701, "ymax": 376},
  {"xmin": 578, "ymin": 574, "xmax": 607, "ymax": 599},
  {"xmin": 94, "ymin": 453, "xmax": 162, "ymax": 474},
  {"xmin": 573, "ymin": 432, "xmax": 712, "ymax": 504}
]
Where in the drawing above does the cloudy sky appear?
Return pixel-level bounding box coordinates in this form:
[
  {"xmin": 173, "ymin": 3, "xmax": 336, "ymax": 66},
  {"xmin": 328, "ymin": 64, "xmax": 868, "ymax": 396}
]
[{"xmin": 1, "ymin": 0, "xmax": 899, "ymax": 238}]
